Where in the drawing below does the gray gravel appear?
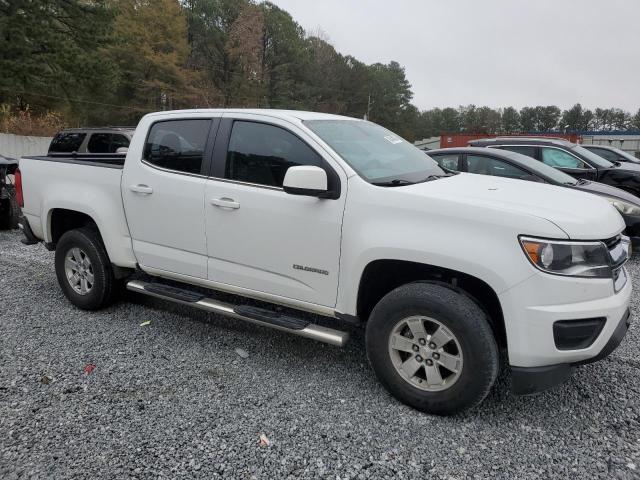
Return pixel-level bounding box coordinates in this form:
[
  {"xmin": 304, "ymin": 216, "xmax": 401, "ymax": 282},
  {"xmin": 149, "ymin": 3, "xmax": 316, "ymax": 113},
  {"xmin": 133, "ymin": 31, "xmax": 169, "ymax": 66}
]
[{"xmin": 1, "ymin": 228, "xmax": 639, "ymax": 479}]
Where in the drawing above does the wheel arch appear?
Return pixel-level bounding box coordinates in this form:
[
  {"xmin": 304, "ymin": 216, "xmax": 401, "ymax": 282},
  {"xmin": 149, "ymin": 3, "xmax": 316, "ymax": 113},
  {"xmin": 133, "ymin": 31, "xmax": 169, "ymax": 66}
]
[
  {"xmin": 48, "ymin": 208, "xmax": 103, "ymax": 246},
  {"xmin": 355, "ymin": 259, "xmax": 507, "ymax": 348}
]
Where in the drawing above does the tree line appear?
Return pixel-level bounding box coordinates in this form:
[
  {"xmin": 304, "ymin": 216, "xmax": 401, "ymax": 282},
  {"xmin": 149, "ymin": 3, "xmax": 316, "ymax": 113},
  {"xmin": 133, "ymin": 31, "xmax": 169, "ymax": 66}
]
[
  {"xmin": 416, "ymin": 104, "xmax": 640, "ymax": 139},
  {"xmin": 1, "ymin": 0, "xmax": 639, "ymax": 139}
]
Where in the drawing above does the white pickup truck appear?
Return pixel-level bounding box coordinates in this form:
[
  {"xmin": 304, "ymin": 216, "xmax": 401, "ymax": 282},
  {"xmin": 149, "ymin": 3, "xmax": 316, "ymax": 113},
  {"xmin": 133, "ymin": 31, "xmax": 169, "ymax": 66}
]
[{"xmin": 17, "ymin": 109, "xmax": 632, "ymax": 415}]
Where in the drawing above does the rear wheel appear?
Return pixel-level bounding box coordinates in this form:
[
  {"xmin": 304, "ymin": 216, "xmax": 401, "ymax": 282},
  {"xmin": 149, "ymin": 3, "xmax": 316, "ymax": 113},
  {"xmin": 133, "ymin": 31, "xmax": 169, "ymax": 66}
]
[
  {"xmin": 0, "ymin": 186, "xmax": 19, "ymax": 230},
  {"xmin": 55, "ymin": 227, "xmax": 120, "ymax": 310},
  {"xmin": 366, "ymin": 282, "xmax": 499, "ymax": 415}
]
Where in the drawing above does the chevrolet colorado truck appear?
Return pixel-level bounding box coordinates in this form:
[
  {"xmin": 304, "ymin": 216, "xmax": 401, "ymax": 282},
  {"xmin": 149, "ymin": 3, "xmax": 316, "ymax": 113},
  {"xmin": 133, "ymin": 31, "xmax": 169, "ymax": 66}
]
[{"xmin": 17, "ymin": 109, "xmax": 632, "ymax": 415}]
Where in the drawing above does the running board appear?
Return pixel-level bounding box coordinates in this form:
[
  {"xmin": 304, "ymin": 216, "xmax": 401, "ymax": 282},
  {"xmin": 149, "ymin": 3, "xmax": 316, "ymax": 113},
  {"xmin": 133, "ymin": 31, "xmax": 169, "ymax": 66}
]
[{"xmin": 126, "ymin": 280, "xmax": 348, "ymax": 347}]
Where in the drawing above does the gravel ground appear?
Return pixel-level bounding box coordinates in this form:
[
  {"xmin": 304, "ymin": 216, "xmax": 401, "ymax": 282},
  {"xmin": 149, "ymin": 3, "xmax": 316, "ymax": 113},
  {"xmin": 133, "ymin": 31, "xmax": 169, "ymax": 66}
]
[{"xmin": 1, "ymin": 229, "xmax": 639, "ymax": 480}]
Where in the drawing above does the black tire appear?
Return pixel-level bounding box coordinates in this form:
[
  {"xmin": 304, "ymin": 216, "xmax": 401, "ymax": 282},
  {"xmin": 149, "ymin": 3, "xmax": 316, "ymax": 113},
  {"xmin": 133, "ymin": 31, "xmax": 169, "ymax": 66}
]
[
  {"xmin": 55, "ymin": 227, "xmax": 119, "ymax": 310},
  {"xmin": 366, "ymin": 282, "xmax": 499, "ymax": 416},
  {"xmin": 6, "ymin": 185, "xmax": 20, "ymax": 229},
  {"xmin": 0, "ymin": 186, "xmax": 19, "ymax": 230}
]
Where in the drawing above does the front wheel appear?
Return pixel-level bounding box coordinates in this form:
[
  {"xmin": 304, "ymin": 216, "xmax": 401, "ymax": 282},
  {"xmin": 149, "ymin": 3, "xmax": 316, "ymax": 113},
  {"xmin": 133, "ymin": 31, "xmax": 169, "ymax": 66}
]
[{"xmin": 366, "ymin": 282, "xmax": 499, "ymax": 415}]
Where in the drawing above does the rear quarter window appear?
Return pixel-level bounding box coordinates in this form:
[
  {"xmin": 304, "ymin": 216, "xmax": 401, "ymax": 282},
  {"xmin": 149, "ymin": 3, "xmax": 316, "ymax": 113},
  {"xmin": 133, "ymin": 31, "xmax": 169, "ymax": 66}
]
[{"xmin": 49, "ymin": 133, "xmax": 86, "ymax": 153}]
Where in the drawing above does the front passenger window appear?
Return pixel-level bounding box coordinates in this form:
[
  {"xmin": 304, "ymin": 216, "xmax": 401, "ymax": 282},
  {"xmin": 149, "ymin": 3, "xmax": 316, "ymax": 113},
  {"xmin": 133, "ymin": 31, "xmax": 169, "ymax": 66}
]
[
  {"xmin": 541, "ymin": 148, "xmax": 587, "ymax": 169},
  {"xmin": 590, "ymin": 148, "xmax": 618, "ymax": 162},
  {"xmin": 225, "ymin": 121, "xmax": 323, "ymax": 187}
]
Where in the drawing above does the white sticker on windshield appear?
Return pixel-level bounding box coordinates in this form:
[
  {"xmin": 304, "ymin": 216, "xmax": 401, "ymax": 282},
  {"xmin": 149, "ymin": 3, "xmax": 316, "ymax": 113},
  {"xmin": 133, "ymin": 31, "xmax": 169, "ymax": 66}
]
[{"xmin": 384, "ymin": 135, "xmax": 403, "ymax": 145}]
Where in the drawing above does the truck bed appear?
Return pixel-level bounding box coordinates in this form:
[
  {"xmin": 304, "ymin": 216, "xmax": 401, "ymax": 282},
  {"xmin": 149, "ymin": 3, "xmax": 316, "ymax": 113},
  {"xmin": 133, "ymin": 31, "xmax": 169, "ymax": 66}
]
[{"xmin": 22, "ymin": 153, "xmax": 126, "ymax": 169}]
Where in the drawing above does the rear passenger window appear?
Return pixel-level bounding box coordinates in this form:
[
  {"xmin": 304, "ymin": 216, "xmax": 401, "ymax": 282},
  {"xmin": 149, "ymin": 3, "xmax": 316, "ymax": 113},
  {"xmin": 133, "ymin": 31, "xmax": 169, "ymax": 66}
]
[
  {"xmin": 497, "ymin": 145, "xmax": 537, "ymax": 158},
  {"xmin": 87, "ymin": 133, "xmax": 111, "ymax": 153},
  {"xmin": 111, "ymin": 134, "xmax": 130, "ymax": 151},
  {"xmin": 88, "ymin": 133, "xmax": 131, "ymax": 153},
  {"xmin": 49, "ymin": 133, "xmax": 86, "ymax": 153},
  {"xmin": 143, "ymin": 120, "xmax": 211, "ymax": 174},
  {"xmin": 225, "ymin": 121, "xmax": 322, "ymax": 187},
  {"xmin": 466, "ymin": 155, "xmax": 529, "ymax": 179}
]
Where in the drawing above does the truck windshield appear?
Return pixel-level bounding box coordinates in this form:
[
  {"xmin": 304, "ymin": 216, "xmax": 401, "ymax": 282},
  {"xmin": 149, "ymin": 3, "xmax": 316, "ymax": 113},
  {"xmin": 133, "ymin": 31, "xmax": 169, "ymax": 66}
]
[{"xmin": 304, "ymin": 120, "xmax": 445, "ymax": 184}]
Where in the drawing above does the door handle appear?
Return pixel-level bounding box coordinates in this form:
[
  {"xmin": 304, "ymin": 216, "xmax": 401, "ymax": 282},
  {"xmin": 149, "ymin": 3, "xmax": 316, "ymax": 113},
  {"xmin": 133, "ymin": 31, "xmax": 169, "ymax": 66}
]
[
  {"xmin": 130, "ymin": 184, "xmax": 153, "ymax": 195},
  {"xmin": 210, "ymin": 197, "xmax": 240, "ymax": 209}
]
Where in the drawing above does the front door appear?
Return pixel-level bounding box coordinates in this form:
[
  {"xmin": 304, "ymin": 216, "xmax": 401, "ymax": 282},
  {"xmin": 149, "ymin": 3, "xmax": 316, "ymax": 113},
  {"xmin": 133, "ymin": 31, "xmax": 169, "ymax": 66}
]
[
  {"xmin": 204, "ymin": 114, "xmax": 347, "ymax": 307},
  {"xmin": 122, "ymin": 117, "xmax": 217, "ymax": 278}
]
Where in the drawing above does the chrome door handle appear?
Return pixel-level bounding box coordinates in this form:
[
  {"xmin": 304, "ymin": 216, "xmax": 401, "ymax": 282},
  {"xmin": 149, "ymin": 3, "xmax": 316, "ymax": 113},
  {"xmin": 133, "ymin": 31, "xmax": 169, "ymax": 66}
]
[
  {"xmin": 130, "ymin": 184, "xmax": 153, "ymax": 194},
  {"xmin": 210, "ymin": 197, "xmax": 240, "ymax": 209}
]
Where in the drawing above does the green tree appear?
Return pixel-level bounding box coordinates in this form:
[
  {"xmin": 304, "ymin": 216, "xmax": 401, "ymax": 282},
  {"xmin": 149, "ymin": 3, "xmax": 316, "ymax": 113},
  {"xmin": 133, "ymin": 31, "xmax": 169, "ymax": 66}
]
[
  {"xmin": 501, "ymin": 107, "xmax": 521, "ymax": 133},
  {"xmin": 519, "ymin": 107, "xmax": 536, "ymax": 132},
  {"xmin": 184, "ymin": 0, "xmax": 245, "ymax": 106},
  {"xmin": 536, "ymin": 105, "xmax": 560, "ymax": 132},
  {"xmin": 225, "ymin": 2, "xmax": 266, "ymax": 106},
  {"xmin": 0, "ymin": 0, "xmax": 115, "ymax": 121},
  {"xmin": 632, "ymin": 109, "xmax": 640, "ymax": 131},
  {"xmin": 366, "ymin": 61, "xmax": 413, "ymax": 133},
  {"xmin": 560, "ymin": 104, "xmax": 595, "ymax": 132},
  {"xmin": 259, "ymin": 2, "xmax": 308, "ymax": 108},
  {"xmin": 440, "ymin": 108, "xmax": 461, "ymax": 133},
  {"xmin": 107, "ymin": 0, "xmax": 198, "ymax": 123}
]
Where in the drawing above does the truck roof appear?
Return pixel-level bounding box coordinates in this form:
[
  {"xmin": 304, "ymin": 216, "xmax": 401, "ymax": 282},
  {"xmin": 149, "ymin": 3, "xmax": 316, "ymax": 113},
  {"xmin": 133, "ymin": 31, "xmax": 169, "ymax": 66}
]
[{"xmin": 145, "ymin": 108, "xmax": 361, "ymax": 123}]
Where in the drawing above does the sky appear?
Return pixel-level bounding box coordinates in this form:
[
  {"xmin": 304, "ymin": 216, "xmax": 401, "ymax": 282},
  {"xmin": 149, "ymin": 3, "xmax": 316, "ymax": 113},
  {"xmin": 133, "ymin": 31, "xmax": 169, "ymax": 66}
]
[{"xmin": 269, "ymin": 0, "xmax": 640, "ymax": 112}]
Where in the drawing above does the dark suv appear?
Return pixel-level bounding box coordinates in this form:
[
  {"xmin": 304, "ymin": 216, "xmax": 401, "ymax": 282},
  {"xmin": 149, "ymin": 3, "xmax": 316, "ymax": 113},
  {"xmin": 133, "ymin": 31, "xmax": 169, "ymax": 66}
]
[
  {"xmin": 469, "ymin": 137, "xmax": 640, "ymax": 198},
  {"xmin": 582, "ymin": 144, "xmax": 640, "ymax": 164},
  {"xmin": 48, "ymin": 127, "xmax": 134, "ymax": 155}
]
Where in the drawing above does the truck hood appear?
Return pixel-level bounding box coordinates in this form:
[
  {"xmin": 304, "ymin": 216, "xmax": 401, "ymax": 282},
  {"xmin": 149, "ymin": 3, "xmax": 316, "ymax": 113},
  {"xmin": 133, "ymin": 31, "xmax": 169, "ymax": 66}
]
[{"xmin": 400, "ymin": 173, "xmax": 624, "ymax": 239}]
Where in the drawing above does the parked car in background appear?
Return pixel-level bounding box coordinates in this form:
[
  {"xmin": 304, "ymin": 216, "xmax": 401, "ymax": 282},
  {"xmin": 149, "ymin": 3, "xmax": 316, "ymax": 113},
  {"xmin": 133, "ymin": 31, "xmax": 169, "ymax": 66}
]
[
  {"xmin": 0, "ymin": 154, "xmax": 19, "ymax": 229},
  {"xmin": 469, "ymin": 137, "xmax": 640, "ymax": 198},
  {"xmin": 48, "ymin": 127, "xmax": 134, "ymax": 155},
  {"xmin": 17, "ymin": 109, "xmax": 632, "ymax": 415},
  {"xmin": 429, "ymin": 147, "xmax": 640, "ymax": 249},
  {"xmin": 582, "ymin": 144, "xmax": 640, "ymax": 164}
]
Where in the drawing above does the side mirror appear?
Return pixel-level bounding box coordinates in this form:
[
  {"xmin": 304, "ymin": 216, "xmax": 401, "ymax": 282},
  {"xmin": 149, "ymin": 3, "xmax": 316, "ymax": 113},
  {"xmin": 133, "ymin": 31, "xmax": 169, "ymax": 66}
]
[
  {"xmin": 283, "ymin": 165, "xmax": 328, "ymax": 197},
  {"xmin": 116, "ymin": 147, "xmax": 129, "ymax": 154}
]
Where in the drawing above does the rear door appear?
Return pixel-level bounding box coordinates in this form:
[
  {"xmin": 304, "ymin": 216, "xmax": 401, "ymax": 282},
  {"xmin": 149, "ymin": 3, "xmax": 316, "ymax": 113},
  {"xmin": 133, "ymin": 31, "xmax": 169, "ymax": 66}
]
[
  {"xmin": 203, "ymin": 113, "xmax": 347, "ymax": 307},
  {"xmin": 122, "ymin": 116, "xmax": 219, "ymax": 278}
]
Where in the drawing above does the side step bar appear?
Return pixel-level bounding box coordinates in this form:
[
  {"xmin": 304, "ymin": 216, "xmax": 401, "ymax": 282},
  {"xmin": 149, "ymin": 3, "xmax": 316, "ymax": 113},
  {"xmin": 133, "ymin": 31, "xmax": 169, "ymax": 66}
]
[{"xmin": 126, "ymin": 280, "xmax": 349, "ymax": 347}]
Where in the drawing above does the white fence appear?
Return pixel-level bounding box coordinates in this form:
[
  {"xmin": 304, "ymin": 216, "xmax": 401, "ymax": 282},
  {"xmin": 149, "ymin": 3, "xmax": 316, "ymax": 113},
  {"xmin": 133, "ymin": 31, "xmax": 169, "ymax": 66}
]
[{"xmin": 0, "ymin": 133, "xmax": 52, "ymax": 159}]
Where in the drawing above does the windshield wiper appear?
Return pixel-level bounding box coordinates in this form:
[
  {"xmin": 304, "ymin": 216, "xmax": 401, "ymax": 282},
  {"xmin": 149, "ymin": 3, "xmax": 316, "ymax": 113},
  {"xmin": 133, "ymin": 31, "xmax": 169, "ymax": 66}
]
[
  {"xmin": 372, "ymin": 173, "xmax": 454, "ymax": 187},
  {"xmin": 371, "ymin": 179, "xmax": 415, "ymax": 187},
  {"xmin": 416, "ymin": 173, "xmax": 455, "ymax": 183}
]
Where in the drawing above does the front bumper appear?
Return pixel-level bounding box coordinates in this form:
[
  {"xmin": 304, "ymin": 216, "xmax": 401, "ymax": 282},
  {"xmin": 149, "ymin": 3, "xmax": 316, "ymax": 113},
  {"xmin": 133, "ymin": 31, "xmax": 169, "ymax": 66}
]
[
  {"xmin": 500, "ymin": 266, "xmax": 632, "ymax": 368},
  {"xmin": 511, "ymin": 308, "xmax": 631, "ymax": 395}
]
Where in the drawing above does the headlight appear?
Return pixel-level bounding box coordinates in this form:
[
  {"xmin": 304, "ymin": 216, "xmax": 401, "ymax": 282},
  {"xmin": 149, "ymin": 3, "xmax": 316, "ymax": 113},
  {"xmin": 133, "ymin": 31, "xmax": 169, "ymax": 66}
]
[
  {"xmin": 519, "ymin": 236, "xmax": 612, "ymax": 278},
  {"xmin": 604, "ymin": 197, "xmax": 640, "ymax": 216}
]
